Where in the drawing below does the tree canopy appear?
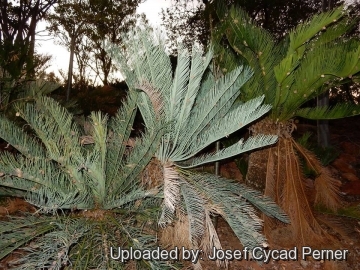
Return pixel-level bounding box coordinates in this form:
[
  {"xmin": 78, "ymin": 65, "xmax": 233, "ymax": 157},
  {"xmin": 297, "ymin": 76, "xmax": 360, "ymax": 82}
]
[{"xmin": 47, "ymin": 0, "xmax": 143, "ymax": 88}]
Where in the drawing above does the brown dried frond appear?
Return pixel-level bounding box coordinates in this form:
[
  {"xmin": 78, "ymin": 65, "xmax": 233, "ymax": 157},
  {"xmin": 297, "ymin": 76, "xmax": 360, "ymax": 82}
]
[
  {"xmin": 264, "ymin": 148, "xmax": 276, "ymax": 200},
  {"xmin": 141, "ymin": 158, "xmax": 163, "ymax": 189},
  {"xmin": 316, "ymin": 214, "xmax": 355, "ymax": 243},
  {"xmin": 0, "ymin": 198, "xmax": 35, "ymax": 215},
  {"xmin": 163, "ymin": 162, "xmax": 181, "ymax": 215},
  {"xmin": 159, "ymin": 212, "xmax": 192, "ymax": 249},
  {"xmin": 292, "ymin": 138, "xmax": 342, "ymax": 211},
  {"xmin": 280, "ymin": 138, "xmax": 333, "ymax": 247},
  {"xmin": 314, "ymin": 167, "xmax": 342, "ymax": 211},
  {"xmin": 249, "ymin": 118, "xmax": 341, "ymax": 248},
  {"xmin": 201, "ymin": 209, "xmax": 228, "ymax": 269}
]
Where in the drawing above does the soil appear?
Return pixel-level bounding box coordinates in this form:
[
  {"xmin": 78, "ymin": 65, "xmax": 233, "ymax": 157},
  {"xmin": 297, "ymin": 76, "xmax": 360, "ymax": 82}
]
[{"xmin": 1, "ymin": 116, "xmax": 360, "ymax": 269}]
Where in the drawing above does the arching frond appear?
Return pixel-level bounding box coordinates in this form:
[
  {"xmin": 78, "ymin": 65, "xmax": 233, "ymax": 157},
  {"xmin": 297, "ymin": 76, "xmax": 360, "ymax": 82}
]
[
  {"xmin": 0, "ymin": 115, "xmax": 46, "ymax": 159},
  {"xmin": 217, "ymin": 3, "xmax": 280, "ymax": 105},
  {"xmin": 15, "ymin": 96, "xmax": 83, "ymax": 164},
  {"xmin": 180, "ymin": 170, "xmax": 288, "ymax": 250},
  {"xmin": 178, "ymin": 134, "xmax": 277, "ymax": 168},
  {"xmin": 296, "ymin": 103, "xmax": 360, "ymax": 120},
  {"xmin": 186, "ymin": 97, "xmax": 272, "ymax": 157},
  {"xmin": 174, "ymin": 46, "xmax": 213, "ymax": 144},
  {"xmin": 0, "ymin": 215, "xmax": 58, "ymax": 262},
  {"xmin": 106, "ymin": 91, "xmax": 138, "ymax": 185},
  {"xmin": 168, "ymin": 44, "xmax": 191, "ymax": 124},
  {"xmin": 183, "ymin": 65, "xmax": 253, "ymax": 149},
  {"xmin": 288, "ymin": 7, "xmax": 344, "ymax": 53}
]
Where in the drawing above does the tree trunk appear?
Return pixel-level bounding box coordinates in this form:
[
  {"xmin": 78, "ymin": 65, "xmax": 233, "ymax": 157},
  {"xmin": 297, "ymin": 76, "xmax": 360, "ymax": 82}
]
[
  {"xmin": 26, "ymin": 0, "xmax": 40, "ymax": 79},
  {"xmin": 66, "ymin": 35, "xmax": 76, "ymax": 102},
  {"xmin": 27, "ymin": 26, "xmax": 37, "ymax": 79}
]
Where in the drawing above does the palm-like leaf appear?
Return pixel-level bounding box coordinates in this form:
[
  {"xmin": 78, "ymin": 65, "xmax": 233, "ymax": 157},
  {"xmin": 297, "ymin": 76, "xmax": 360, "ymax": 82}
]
[{"xmin": 296, "ymin": 103, "xmax": 360, "ymax": 120}]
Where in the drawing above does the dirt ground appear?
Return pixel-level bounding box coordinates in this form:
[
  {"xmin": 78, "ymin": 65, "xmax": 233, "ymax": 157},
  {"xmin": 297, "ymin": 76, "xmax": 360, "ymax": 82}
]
[{"xmin": 1, "ymin": 116, "xmax": 360, "ymax": 269}]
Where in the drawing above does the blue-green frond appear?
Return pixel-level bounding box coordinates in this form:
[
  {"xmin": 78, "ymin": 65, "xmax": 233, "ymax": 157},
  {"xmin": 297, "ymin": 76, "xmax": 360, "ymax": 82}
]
[{"xmin": 178, "ymin": 134, "xmax": 277, "ymax": 168}]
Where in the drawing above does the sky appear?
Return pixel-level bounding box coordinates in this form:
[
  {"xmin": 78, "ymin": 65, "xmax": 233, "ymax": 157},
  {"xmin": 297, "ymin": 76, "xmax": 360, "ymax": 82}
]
[{"xmin": 36, "ymin": 0, "xmax": 172, "ymax": 79}]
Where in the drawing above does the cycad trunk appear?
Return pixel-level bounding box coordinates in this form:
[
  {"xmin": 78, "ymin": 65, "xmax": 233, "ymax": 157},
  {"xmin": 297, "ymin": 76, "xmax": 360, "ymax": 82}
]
[
  {"xmin": 245, "ymin": 148, "xmax": 269, "ymax": 192},
  {"xmin": 245, "ymin": 118, "xmax": 288, "ymax": 191},
  {"xmin": 246, "ymin": 117, "xmax": 341, "ymax": 247}
]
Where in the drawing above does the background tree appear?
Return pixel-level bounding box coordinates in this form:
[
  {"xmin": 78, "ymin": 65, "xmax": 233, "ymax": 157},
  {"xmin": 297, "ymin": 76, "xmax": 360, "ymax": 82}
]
[
  {"xmin": 161, "ymin": 0, "xmax": 334, "ymax": 54},
  {"xmin": 0, "ymin": 0, "xmax": 57, "ymax": 109},
  {"xmin": 85, "ymin": 0, "xmax": 144, "ymax": 85},
  {"xmin": 47, "ymin": 0, "xmax": 143, "ymax": 102},
  {"xmin": 0, "ymin": 0, "xmax": 57, "ymax": 78},
  {"xmin": 74, "ymin": 35, "xmax": 91, "ymax": 88},
  {"xmin": 47, "ymin": 0, "xmax": 89, "ymax": 101}
]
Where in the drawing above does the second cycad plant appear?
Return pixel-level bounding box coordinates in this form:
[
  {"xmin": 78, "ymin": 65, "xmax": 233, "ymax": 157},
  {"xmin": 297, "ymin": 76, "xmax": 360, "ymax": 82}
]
[{"xmin": 112, "ymin": 28, "xmax": 288, "ymax": 267}]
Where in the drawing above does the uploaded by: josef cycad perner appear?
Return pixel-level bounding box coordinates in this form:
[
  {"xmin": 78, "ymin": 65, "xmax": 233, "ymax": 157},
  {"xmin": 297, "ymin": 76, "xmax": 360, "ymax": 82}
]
[{"xmin": 110, "ymin": 246, "xmax": 349, "ymax": 263}]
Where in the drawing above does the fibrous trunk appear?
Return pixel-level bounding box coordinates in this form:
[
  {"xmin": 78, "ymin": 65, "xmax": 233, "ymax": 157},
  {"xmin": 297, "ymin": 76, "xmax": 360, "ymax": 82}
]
[{"xmin": 246, "ymin": 117, "xmax": 341, "ymax": 247}]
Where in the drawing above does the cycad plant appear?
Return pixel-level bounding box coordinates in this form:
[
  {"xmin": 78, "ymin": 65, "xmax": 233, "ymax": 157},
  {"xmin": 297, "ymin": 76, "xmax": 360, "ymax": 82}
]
[
  {"xmin": 214, "ymin": 4, "xmax": 360, "ymax": 247},
  {"xmin": 0, "ymin": 91, "xmax": 172, "ymax": 269},
  {"xmin": 111, "ymin": 28, "xmax": 288, "ymax": 268}
]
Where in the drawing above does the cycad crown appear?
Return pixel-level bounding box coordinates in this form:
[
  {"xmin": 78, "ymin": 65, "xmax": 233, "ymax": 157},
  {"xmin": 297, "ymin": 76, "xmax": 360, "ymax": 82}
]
[
  {"xmin": 0, "ymin": 88, "xmax": 171, "ymax": 269},
  {"xmin": 0, "ymin": 93, "xmax": 161, "ymax": 210},
  {"xmin": 215, "ymin": 4, "xmax": 360, "ymax": 121},
  {"xmin": 112, "ymin": 28, "xmax": 288, "ymax": 257}
]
